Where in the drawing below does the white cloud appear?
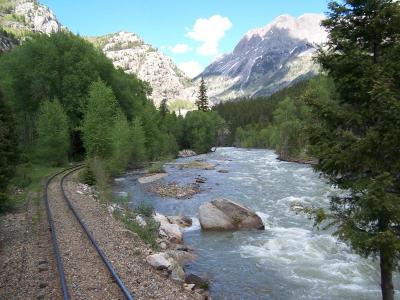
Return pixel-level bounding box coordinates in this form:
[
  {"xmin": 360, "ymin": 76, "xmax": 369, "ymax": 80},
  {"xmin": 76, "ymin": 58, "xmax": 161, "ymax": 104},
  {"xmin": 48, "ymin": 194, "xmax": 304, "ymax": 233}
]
[
  {"xmin": 178, "ymin": 61, "xmax": 203, "ymax": 78},
  {"xmin": 186, "ymin": 15, "xmax": 232, "ymax": 56},
  {"xmin": 170, "ymin": 43, "xmax": 191, "ymax": 54}
]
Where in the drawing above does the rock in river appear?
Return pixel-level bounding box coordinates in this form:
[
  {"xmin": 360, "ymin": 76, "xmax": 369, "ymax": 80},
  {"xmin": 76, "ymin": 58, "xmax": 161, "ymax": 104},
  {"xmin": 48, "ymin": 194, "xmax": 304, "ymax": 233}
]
[
  {"xmin": 178, "ymin": 149, "xmax": 197, "ymax": 158},
  {"xmin": 146, "ymin": 253, "xmax": 171, "ymax": 270},
  {"xmin": 198, "ymin": 198, "xmax": 265, "ymax": 231},
  {"xmin": 154, "ymin": 213, "xmax": 183, "ymax": 243}
]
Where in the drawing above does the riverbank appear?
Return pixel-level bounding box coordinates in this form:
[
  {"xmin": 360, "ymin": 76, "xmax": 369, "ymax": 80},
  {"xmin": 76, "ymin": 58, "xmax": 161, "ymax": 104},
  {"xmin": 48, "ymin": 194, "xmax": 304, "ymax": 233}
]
[{"xmin": 113, "ymin": 147, "xmax": 389, "ymax": 300}]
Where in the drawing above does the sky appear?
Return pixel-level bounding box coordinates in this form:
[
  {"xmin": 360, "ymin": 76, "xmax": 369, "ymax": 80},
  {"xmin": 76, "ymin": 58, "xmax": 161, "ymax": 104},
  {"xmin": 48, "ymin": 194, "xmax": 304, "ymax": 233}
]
[{"xmin": 40, "ymin": 0, "xmax": 329, "ymax": 78}]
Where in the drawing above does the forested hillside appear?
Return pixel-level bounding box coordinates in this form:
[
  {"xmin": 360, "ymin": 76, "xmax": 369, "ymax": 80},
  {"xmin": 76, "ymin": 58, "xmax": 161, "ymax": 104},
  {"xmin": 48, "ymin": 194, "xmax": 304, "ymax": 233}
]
[{"xmin": 0, "ymin": 31, "xmax": 223, "ymax": 211}]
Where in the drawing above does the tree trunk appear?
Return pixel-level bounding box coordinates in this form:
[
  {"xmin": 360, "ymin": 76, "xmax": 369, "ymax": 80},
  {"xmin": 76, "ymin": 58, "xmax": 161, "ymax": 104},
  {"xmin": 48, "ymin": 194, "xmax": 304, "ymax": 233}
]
[{"xmin": 380, "ymin": 249, "xmax": 394, "ymax": 300}]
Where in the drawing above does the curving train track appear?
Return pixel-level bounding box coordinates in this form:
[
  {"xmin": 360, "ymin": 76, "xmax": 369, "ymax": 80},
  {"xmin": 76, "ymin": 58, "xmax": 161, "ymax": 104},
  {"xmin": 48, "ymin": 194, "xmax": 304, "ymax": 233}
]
[{"xmin": 44, "ymin": 166, "xmax": 134, "ymax": 300}]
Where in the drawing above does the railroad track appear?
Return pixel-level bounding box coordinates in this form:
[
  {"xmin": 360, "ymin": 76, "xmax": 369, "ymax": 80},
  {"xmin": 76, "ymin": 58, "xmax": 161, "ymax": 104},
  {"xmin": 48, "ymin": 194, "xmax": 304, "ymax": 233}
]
[{"xmin": 44, "ymin": 166, "xmax": 134, "ymax": 300}]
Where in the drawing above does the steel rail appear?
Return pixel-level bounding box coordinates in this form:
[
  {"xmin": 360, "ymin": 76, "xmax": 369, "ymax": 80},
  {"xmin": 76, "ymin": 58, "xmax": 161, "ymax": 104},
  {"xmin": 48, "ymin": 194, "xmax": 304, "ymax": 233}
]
[
  {"xmin": 59, "ymin": 166, "xmax": 134, "ymax": 300},
  {"xmin": 44, "ymin": 165, "xmax": 82, "ymax": 300}
]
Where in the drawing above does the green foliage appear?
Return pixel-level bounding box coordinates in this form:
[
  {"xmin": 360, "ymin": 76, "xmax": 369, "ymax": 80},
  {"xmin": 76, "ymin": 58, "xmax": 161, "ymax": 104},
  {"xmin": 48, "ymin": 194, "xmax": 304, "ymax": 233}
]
[
  {"xmin": 35, "ymin": 100, "xmax": 69, "ymax": 166},
  {"xmin": 148, "ymin": 161, "xmax": 166, "ymax": 174},
  {"xmin": 0, "ymin": 87, "xmax": 17, "ymax": 212},
  {"xmin": 183, "ymin": 110, "xmax": 225, "ymax": 153},
  {"xmin": 8, "ymin": 163, "xmax": 61, "ymax": 211},
  {"xmin": 130, "ymin": 117, "xmax": 147, "ymax": 166},
  {"xmin": 108, "ymin": 113, "xmax": 132, "ymax": 175},
  {"xmin": 196, "ymin": 78, "xmax": 209, "ymax": 112},
  {"xmin": 82, "ymin": 80, "xmax": 118, "ymax": 159},
  {"xmin": 159, "ymin": 96, "xmax": 169, "ymax": 117},
  {"xmin": 0, "ymin": 32, "xmax": 152, "ymax": 158},
  {"xmin": 232, "ymin": 89, "xmax": 310, "ymax": 160},
  {"xmin": 168, "ymin": 99, "xmax": 197, "ymax": 111},
  {"xmin": 78, "ymin": 166, "xmax": 96, "ymax": 186},
  {"xmin": 135, "ymin": 202, "xmax": 154, "ymax": 218},
  {"xmin": 113, "ymin": 206, "xmax": 159, "ymax": 249},
  {"xmin": 306, "ymin": 1, "xmax": 400, "ymax": 298},
  {"xmin": 83, "ymin": 157, "xmax": 110, "ymax": 201}
]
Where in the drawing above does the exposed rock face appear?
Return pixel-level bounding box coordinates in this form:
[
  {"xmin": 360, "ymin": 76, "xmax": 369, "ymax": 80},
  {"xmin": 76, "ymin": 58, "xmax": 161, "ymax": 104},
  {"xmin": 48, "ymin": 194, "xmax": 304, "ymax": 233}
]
[
  {"xmin": 88, "ymin": 31, "xmax": 196, "ymax": 106},
  {"xmin": 198, "ymin": 198, "xmax": 264, "ymax": 231},
  {"xmin": 0, "ymin": 0, "xmax": 62, "ymax": 35},
  {"xmin": 197, "ymin": 14, "xmax": 327, "ymax": 103},
  {"xmin": 0, "ymin": 33, "xmax": 19, "ymax": 53}
]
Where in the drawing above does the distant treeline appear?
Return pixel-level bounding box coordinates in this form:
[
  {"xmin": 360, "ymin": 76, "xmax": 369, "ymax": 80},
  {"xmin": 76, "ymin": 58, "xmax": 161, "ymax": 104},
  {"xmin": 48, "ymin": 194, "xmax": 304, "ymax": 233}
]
[{"xmin": 214, "ymin": 78, "xmax": 330, "ymax": 160}]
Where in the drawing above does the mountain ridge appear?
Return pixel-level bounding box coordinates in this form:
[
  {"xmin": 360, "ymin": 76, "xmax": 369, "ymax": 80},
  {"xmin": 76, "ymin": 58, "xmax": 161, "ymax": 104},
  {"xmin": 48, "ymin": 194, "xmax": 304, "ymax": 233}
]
[{"xmin": 197, "ymin": 13, "xmax": 327, "ymax": 103}]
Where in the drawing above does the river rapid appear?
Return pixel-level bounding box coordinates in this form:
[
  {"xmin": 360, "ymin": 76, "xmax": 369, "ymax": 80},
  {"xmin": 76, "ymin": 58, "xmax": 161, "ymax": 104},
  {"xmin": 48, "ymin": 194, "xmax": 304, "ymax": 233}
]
[{"xmin": 114, "ymin": 147, "xmax": 399, "ymax": 300}]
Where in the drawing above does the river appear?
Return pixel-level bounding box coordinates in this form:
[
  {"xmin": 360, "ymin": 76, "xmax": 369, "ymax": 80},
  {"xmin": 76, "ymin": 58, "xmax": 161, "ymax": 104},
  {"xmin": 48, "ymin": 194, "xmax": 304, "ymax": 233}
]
[{"xmin": 113, "ymin": 147, "xmax": 398, "ymax": 300}]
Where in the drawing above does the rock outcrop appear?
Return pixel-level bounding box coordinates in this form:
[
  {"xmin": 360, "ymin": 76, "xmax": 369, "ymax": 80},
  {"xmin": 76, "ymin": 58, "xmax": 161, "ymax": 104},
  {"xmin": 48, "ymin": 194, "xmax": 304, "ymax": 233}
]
[
  {"xmin": 178, "ymin": 149, "xmax": 197, "ymax": 158},
  {"xmin": 198, "ymin": 198, "xmax": 264, "ymax": 231},
  {"xmin": 0, "ymin": 0, "xmax": 63, "ymax": 36},
  {"xmin": 87, "ymin": 31, "xmax": 196, "ymax": 106}
]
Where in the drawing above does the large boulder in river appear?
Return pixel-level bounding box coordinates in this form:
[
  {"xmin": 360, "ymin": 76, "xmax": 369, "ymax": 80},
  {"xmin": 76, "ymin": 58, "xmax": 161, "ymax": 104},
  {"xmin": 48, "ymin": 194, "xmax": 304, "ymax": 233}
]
[
  {"xmin": 178, "ymin": 149, "xmax": 197, "ymax": 158},
  {"xmin": 198, "ymin": 198, "xmax": 264, "ymax": 231}
]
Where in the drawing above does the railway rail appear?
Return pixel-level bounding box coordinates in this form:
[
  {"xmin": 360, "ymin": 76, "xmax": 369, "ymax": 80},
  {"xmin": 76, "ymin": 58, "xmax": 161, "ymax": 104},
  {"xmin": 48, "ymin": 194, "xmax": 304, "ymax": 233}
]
[{"xmin": 44, "ymin": 165, "xmax": 134, "ymax": 300}]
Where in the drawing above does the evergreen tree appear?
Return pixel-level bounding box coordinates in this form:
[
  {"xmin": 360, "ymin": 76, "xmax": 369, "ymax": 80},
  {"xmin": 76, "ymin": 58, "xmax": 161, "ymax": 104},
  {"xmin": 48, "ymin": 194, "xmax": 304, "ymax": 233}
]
[
  {"xmin": 159, "ymin": 93, "xmax": 169, "ymax": 117},
  {"xmin": 307, "ymin": 2, "xmax": 400, "ymax": 299},
  {"xmin": 196, "ymin": 77, "xmax": 209, "ymax": 112},
  {"xmin": 35, "ymin": 100, "xmax": 69, "ymax": 166},
  {"xmin": 0, "ymin": 87, "xmax": 17, "ymax": 211}
]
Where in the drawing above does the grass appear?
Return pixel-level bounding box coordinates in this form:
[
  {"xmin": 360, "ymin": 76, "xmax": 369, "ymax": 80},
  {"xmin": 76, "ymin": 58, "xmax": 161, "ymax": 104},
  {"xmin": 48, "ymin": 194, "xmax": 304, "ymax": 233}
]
[
  {"xmin": 112, "ymin": 199, "xmax": 159, "ymax": 250},
  {"xmin": 7, "ymin": 163, "xmax": 63, "ymax": 211},
  {"xmin": 148, "ymin": 161, "xmax": 166, "ymax": 174},
  {"xmin": 77, "ymin": 158, "xmax": 160, "ymax": 249}
]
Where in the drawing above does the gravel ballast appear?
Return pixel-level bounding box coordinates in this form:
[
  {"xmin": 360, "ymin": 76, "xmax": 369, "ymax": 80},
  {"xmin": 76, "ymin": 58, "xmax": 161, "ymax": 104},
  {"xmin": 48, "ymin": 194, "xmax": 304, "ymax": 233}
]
[{"xmin": 64, "ymin": 171, "xmax": 197, "ymax": 300}]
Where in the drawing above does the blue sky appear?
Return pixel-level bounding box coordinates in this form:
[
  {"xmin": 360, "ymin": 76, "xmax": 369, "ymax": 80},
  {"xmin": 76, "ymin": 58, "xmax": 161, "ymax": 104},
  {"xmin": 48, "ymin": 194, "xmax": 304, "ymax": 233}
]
[{"xmin": 41, "ymin": 0, "xmax": 329, "ymax": 77}]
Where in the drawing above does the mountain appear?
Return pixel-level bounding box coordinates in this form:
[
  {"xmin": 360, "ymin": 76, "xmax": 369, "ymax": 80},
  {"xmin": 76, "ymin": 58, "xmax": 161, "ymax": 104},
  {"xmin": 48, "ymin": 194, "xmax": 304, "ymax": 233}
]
[
  {"xmin": 0, "ymin": 0, "xmax": 62, "ymax": 52},
  {"xmin": 87, "ymin": 32, "xmax": 196, "ymax": 106},
  {"xmin": 197, "ymin": 14, "xmax": 327, "ymax": 103},
  {"xmin": 0, "ymin": 1, "xmax": 195, "ymax": 107},
  {"xmin": 0, "ymin": 0, "xmax": 62, "ymax": 35}
]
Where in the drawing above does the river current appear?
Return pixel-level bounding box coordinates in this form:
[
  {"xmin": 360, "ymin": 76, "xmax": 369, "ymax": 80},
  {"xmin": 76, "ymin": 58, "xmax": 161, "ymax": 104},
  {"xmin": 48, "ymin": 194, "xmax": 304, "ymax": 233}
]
[{"xmin": 114, "ymin": 147, "xmax": 399, "ymax": 300}]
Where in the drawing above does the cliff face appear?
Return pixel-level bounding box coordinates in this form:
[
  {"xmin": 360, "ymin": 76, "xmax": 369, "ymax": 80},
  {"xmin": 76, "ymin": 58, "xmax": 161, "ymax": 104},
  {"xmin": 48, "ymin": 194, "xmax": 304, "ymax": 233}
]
[
  {"xmin": 0, "ymin": 0, "xmax": 62, "ymax": 35},
  {"xmin": 89, "ymin": 32, "xmax": 196, "ymax": 106},
  {"xmin": 197, "ymin": 14, "xmax": 327, "ymax": 103}
]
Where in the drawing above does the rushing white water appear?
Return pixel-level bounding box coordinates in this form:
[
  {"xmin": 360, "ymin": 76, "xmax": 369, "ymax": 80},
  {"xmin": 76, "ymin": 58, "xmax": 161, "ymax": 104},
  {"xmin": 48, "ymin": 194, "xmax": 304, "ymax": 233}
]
[{"xmin": 114, "ymin": 148, "xmax": 399, "ymax": 300}]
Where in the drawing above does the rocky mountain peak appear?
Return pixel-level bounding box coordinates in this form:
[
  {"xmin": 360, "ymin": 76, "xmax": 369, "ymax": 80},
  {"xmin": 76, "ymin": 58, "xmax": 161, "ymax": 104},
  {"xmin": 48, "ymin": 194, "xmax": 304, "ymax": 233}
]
[
  {"xmin": 0, "ymin": 0, "xmax": 62, "ymax": 35},
  {"xmin": 245, "ymin": 13, "xmax": 327, "ymax": 45},
  {"xmin": 197, "ymin": 13, "xmax": 327, "ymax": 103},
  {"xmin": 89, "ymin": 31, "xmax": 196, "ymax": 106}
]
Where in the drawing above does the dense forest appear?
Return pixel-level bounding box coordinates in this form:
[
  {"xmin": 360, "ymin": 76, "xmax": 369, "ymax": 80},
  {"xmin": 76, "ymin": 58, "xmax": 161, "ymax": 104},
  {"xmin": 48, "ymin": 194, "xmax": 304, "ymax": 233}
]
[
  {"xmin": 215, "ymin": 78, "xmax": 321, "ymax": 160},
  {"xmin": 0, "ymin": 31, "xmax": 223, "ymax": 211}
]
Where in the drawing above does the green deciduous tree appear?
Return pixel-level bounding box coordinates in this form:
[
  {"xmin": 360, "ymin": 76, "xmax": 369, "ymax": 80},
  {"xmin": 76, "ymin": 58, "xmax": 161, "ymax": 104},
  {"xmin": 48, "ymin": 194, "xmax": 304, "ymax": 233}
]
[
  {"xmin": 306, "ymin": 1, "xmax": 400, "ymax": 299},
  {"xmin": 196, "ymin": 78, "xmax": 209, "ymax": 112},
  {"xmin": 82, "ymin": 81, "xmax": 118, "ymax": 159},
  {"xmin": 35, "ymin": 100, "xmax": 69, "ymax": 166},
  {"xmin": 130, "ymin": 117, "xmax": 147, "ymax": 166},
  {"xmin": 108, "ymin": 112, "xmax": 132, "ymax": 175},
  {"xmin": 184, "ymin": 111, "xmax": 224, "ymax": 153},
  {"xmin": 0, "ymin": 87, "xmax": 17, "ymax": 211}
]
